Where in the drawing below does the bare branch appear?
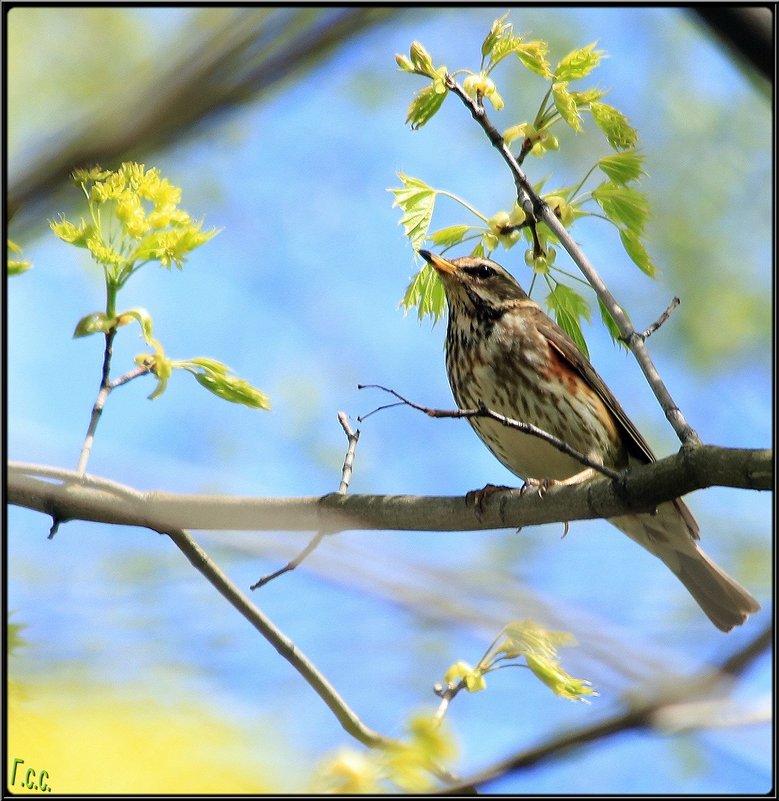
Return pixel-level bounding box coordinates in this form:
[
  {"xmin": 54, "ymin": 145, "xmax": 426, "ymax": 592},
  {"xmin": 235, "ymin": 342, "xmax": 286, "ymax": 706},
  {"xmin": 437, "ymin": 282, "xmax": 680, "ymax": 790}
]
[
  {"xmin": 358, "ymin": 384, "xmax": 621, "ymax": 480},
  {"xmin": 638, "ymin": 297, "xmax": 681, "ymax": 341},
  {"xmin": 250, "ymin": 411, "xmax": 361, "ymax": 589},
  {"xmin": 9, "ymin": 446, "xmax": 772, "ymax": 537},
  {"xmin": 160, "ymin": 524, "xmax": 392, "ymax": 749}
]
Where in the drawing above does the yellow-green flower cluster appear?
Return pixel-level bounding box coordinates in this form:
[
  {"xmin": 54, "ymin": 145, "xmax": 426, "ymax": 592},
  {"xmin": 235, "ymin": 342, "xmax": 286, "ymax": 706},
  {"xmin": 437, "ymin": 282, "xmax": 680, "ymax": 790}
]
[{"xmin": 51, "ymin": 162, "xmax": 219, "ymax": 277}]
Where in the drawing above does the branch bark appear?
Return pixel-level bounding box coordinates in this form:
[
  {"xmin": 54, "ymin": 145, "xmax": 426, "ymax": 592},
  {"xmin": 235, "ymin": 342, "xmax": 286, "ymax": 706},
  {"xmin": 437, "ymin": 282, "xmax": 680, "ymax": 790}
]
[{"xmin": 9, "ymin": 446, "xmax": 772, "ymax": 537}]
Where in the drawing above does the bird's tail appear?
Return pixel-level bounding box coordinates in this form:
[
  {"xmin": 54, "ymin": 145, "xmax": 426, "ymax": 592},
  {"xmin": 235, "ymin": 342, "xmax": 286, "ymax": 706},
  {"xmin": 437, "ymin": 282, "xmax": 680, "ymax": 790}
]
[{"xmin": 611, "ymin": 500, "xmax": 760, "ymax": 632}]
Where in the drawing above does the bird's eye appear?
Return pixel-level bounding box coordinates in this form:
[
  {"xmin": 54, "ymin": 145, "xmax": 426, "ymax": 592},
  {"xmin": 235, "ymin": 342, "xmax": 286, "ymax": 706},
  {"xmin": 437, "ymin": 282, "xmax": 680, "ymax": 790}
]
[{"xmin": 465, "ymin": 264, "xmax": 495, "ymax": 280}]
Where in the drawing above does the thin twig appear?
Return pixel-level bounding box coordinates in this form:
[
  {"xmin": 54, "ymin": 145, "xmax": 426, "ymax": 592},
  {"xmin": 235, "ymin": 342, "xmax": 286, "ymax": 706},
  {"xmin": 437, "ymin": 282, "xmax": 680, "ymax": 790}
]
[
  {"xmin": 638, "ymin": 297, "xmax": 680, "ymax": 341},
  {"xmin": 75, "ymin": 329, "xmax": 117, "ymax": 476},
  {"xmin": 110, "ymin": 362, "xmax": 153, "ymax": 390},
  {"xmin": 444, "ymin": 74, "xmax": 701, "ymax": 447},
  {"xmin": 162, "ymin": 525, "xmax": 392, "ymax": 748},
  {"xmin": 336, "ymin": 411, "xmax": 360, "ymax": 494},
  {"xmin": 357, "ymin": 384, "xmax": 621, "ymax": 481},
  {"xmin": 251, "ymin": 412, "xmax": 362, "ymax": 589}
]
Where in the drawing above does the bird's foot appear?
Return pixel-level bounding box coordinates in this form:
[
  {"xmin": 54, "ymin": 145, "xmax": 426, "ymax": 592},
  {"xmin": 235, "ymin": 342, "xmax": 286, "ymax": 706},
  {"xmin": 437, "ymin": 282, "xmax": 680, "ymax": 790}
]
[
  {"xmin": 465, "ymin": 483, "xmax": 514, "ymax": 515},
  {"xmin": 519, "ymin": 476, "xmax": 557, "ymax": 498}
]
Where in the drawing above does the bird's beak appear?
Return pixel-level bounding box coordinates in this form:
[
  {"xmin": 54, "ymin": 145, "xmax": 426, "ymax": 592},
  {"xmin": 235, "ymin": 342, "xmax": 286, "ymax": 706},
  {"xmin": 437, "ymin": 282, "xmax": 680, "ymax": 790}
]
[{"xmin": 419, "ymin": 249, "xmax": 457, "ymax": 276}]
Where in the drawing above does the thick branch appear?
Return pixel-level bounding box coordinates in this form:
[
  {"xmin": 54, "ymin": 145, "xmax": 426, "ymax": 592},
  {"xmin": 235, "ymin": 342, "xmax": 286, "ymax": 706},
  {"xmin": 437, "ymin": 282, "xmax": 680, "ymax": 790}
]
[{"xmin": 8, "ymin": 446, "xmax": 772, "ymax": 536}]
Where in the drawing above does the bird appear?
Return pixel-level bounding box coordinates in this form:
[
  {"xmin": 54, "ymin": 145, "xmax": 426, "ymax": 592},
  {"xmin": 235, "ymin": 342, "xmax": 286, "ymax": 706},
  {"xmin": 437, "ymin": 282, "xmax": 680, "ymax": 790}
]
[{"xmin": 419, "ymin": 249, "xmax": 759, "ymax": 631}]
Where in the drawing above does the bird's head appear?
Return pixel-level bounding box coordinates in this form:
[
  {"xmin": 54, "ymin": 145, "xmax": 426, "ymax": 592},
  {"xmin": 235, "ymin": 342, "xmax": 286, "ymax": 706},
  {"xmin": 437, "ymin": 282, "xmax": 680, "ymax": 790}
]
[{"xmin": 419, "ymin": 250, "xmax": 528, "ymax": 317}]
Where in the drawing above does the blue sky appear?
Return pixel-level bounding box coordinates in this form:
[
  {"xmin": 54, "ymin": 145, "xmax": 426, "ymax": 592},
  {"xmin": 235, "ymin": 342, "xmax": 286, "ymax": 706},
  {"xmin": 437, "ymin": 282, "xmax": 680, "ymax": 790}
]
[{"xmin": 7, "ymin": 7, "xmax": 772, "ymax": 793}]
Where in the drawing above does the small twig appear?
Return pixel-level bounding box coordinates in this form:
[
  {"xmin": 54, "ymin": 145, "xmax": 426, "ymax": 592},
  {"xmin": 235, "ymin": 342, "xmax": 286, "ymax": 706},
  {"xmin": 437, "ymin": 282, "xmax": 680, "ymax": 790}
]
[
  {"xmin": 251, "ymin": 412, "xmax": 361, "ymax": 589},
  {"xmin": 444, "ymin": 72, "xmax": 701, "ymax": 448},
  {"xmin": 638, "ymin": 297, "xmax": 680, "ymax": 341},
  {"xmin": 358, "ymin": 384, "xmax": 621, "ymax": 481},
  {"xmin": 74, "ymin": 335, "xmax": 153, "ymax": 481},
  {"xmin": 110, "ymin": 362, "xmax": 153, "ymax": 390},
  {"xmin": 75, "ymin": 329, "xmax": 117, "ymax": 476},
  {"xmin": 336, "ymin": 411, "xmax": 360, "ymax": 494},
  {"xmin": 250, "ymin": 532, "xmax": 326, "ymax": 589}
]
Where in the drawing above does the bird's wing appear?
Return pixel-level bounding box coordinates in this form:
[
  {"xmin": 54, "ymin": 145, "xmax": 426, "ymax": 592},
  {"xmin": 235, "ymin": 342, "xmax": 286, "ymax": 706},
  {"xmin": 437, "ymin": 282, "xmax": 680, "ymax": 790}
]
[{"xmin": 536, "ymin": 315, "xmax": 657, "ymax": 466}]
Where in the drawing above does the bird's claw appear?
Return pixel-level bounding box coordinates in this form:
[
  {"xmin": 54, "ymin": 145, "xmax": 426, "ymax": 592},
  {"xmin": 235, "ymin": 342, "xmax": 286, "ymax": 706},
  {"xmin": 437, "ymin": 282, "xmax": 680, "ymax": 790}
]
[
  {"xmin": 465, "ymin": 483, "xmax": 513, "ymax": 515},
  {"xmin": 519, "ymin": 476, "xmax": 557, "ymax": 498}
]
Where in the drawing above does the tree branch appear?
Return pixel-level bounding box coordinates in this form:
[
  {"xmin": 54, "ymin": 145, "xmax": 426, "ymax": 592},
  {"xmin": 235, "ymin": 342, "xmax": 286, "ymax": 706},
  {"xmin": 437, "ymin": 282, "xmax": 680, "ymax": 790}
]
[
  {"xmin": 445, "ymin": 75, "xmax": 702, "ymax": 446},
  {"xmin": 9, "ymin": 446, "xmax": 772, "ymax": 538},
  {"xmin": 159, "ymin": 524, "xmax": 391, "ymax": 749}
]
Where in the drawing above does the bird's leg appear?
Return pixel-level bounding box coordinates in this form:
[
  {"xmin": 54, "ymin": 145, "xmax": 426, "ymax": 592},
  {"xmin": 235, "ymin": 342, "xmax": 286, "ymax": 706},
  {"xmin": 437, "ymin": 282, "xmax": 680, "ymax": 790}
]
[{"xmin": 520, "ymin": 467, "xmax": 599, "ymax": 498}]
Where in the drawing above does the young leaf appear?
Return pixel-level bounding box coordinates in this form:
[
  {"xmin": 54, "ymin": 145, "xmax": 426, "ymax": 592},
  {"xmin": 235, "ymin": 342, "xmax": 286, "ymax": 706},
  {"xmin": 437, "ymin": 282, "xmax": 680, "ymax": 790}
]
[
  {"xmin": 597, "ymin": 150, "xmax": 646, "ymax": 184},
  {"xmin": 552, "ymin": 82, "xmax": 582, "ymax": 132},
  {"xmin": 406, "ymin": 83, "xmax": 447, "ymax": 130},
  {"xmin": 554, "ymin": 42, "xmax": 604, "ymax": 82},
  {"xmin": 116, "ymin": 307, "xmax": 156, "ymax": 344},
  {"xmin": 590, "ymin": 101, "xmax": 638, "ymax": 150},
  {"xmin": 546, "ymin": 283, "xmax": 591, "ymax": 358},
  {"xmin": 73, "ymin": 312, "xmax": 115, "ymax": 338},
  {"xmin": 525, "ymin": 653, "xmax": 597, "ymax": 702},
  {"xmin": 597, "ymin": 295, "xmax": 629, "ymax": 349},
  {"xmin": 401, "ymin": 264, "xmax": 446, "ymax": 322},
  {"xmin": 481, "ymin": 13, "xmax": 511, "ymax": 61},
  {"xmin": 428, "ymin": 224, "xmax": 471, "ymax": 247},
  {"xmin": 181, "ymin": 357, "xmax": 270, "ymax": 410},
  {"xmin": 389, "ymin": 174, "xmax": 437, "ymax": 251},
  {"xmin": 592, "ymin": 182, "xmax": 649, "ymax": 236},
  {"xmin": 619, "ymin": 228, "xmax": 656, "ymax": 277},
  {"xmin": 515, "ymin": 40, "xmax": 552, "ymax": 78}
]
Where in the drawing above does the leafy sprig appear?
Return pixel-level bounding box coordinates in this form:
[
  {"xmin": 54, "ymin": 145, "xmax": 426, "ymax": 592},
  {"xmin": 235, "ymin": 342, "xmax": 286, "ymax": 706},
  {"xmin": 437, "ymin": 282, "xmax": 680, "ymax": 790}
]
[
  {"xmin": 393, "ymin": 16, "xmax": 655, "ymax": 352},
  {"xmin": 51, "ymin": 162, "xmax": 269, "ymax": 474},
  {"xmin": 439, "ymin": 619, "xmax": 597, "ymax": 704}
]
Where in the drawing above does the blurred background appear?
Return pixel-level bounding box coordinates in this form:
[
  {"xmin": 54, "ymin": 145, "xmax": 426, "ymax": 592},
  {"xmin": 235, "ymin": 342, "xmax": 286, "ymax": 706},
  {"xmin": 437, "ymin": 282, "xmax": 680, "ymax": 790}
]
[{"xmin": 6, "ymin": 6, "xmax": 772, "ymax": 794}]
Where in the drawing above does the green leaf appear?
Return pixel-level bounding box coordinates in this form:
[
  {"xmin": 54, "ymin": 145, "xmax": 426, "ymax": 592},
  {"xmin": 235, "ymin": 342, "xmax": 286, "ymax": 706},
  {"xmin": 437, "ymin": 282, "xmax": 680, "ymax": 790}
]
[
  {"xmin": 554, "ymin": 42, "xmax": 604, "ymax": 82},
  {"xmin": 182, "ymin": 358, "xmax": 270, "ymax": 410},
  {"xmin": 389, "ymin": 174, "xmax": 437, "ymax": 251},
  {"xmin": 546, "ymin": 283, "xmax": 591, "ymax": 358},
  {"xmin": 469, "ymin": 240, "xmax": 486, "ymax": 259},
  {"xmin": 525, "ymin": 653, "xmax": 597, "ymax": 702},
  {"xmin": 590, "ymin": 101, "xmax": 638, "ymax": 150},
  {"xmin": 481, "ymin": 14, "xmax": 511, "ymax": 60},
  {"xmin": 406, "ymin": 82, "xmax": 447, "ymax": 129},
  {"xmin": 569, "ymin": 86, "xmax": 608, "ymax": 107},
  {"xmin": 401, "ymin": 264, "xmax": 446, "ymax": 322},
  {"xmin": 597, "ymin": 295, "xmax": 628, "ymax": 349},
  {"xmin": 552, "ymin": 82, "xmax": 582, "ymax": 132},
  {"xmin": 515, "ymin": 40, "xmax": 552, "ymax": 78},
  {"xmin": 8, "ymin": 259, "xmax": 32, "ymax": 276},
  {"xmin": 619, "ymin": 228, "xmax": 656, "ymax": 277},
  {"xmin": 428, "ymin": 224, "xmax": 471, "ymax": 247},
  {"xmin": 592, "ymin": 182, "xmax": 649, "ymax": 236},
  {"xmin": 115, "ymin": 307, "xmax": 155, "ymax": 344},
  {"xmin": 409, "ymin": 41, "xmax": 435, "ymax": 75},
  {"xmin": 73, "ymin": 311, "xmax": 115, "ymax": 338},
  {"xmin": 597, "ymin": 151, "xmax": 646, "ymax": 184}
]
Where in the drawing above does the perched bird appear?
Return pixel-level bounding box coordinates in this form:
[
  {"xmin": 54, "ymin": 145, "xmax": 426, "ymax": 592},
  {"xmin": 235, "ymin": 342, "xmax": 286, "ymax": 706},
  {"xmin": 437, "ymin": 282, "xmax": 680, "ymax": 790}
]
[{"xmin": 419, "ymin": 249, "xmax": 759, "ymax": 631}]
